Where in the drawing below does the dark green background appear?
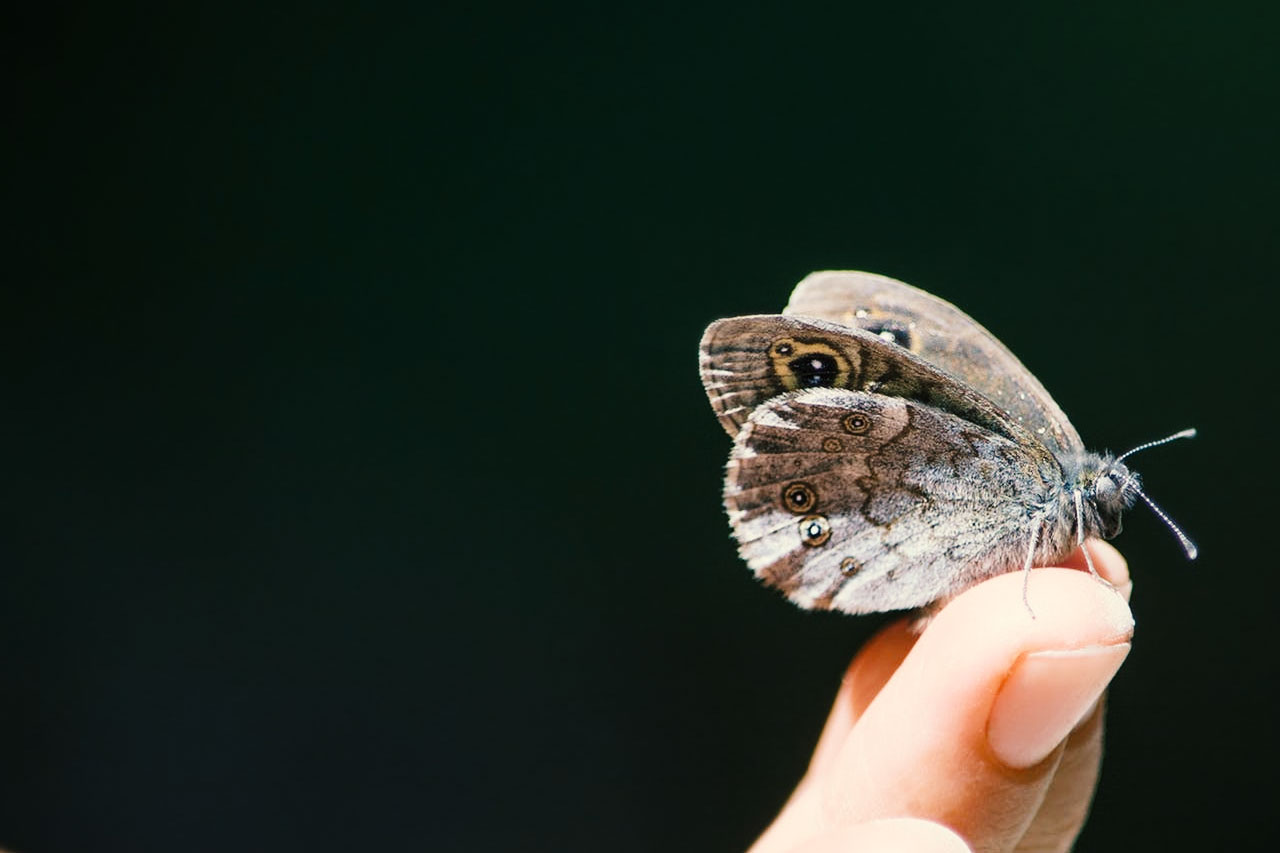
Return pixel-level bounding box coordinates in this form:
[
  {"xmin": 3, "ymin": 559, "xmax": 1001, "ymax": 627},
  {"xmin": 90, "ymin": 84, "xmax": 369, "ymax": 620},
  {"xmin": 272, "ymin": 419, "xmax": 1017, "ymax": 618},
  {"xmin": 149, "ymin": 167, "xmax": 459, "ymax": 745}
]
[{"xmin": 9, "ymin": 3, "xmax": 1277, "ymax": 851}]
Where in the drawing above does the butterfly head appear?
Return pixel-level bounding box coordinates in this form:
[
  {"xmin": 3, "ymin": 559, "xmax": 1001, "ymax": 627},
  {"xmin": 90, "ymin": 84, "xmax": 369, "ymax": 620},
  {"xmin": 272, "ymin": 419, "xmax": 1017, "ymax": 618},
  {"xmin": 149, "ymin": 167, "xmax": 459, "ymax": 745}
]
[
  {"xmin": 1076, "ymin": 429, "xmax": 1199, "ymax": 558},
  {"xmin": 1086, "ymin": 458, "xmax": 1141, "ymax": 539},
  {"xmin": 1069, "ymin": 454, "xmax": 1140, "ymax": 539}
]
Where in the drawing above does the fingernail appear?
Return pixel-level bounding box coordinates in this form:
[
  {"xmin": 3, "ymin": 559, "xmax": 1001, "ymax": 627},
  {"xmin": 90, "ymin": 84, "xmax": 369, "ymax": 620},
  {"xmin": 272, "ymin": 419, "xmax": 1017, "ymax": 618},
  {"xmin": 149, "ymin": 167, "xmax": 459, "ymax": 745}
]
[{"xmin": 987, "ymin": 643, "xmax": 1131, "ymax": 768}]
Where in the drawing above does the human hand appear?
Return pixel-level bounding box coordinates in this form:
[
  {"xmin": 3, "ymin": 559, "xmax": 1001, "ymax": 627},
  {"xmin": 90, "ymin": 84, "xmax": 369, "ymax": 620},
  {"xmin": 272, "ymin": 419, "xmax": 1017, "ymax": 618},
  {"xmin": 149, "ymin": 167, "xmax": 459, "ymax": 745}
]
[{"xmin": 750, "ymin": 541, "xmax": 1134, "ymax": 853}]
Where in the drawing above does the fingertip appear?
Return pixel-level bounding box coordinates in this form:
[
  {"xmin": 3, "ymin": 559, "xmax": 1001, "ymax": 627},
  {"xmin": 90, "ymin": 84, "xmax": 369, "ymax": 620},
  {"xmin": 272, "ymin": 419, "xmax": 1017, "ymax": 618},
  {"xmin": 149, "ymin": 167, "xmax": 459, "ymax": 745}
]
[
  {"xmin": 924, "ymin": 567, "xmax": 1134, "ymax": 654},
  {"xmin": 1085, "ymin": 540, "xmax": 1131, "ymax": 600},
  {"xmin": 1084, "ymin": 539, "xmax": 1127, "ymax": 579},
  {"xmin": 1056, "ymin": 540, "xmax": 1132, "ymax": 601}
]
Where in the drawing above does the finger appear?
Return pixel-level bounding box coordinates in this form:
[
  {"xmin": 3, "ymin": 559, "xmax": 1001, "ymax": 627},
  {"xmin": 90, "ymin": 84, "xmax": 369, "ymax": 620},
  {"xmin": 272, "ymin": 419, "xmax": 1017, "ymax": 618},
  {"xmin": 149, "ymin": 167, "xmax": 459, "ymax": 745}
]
[
  {"xmin": 754, "ymin": 620, "xmax": 922, "ymax": 853},
  {"xmin": 758, "ymin": 550, "xmax": 1132, "ymax": 853},
  {"xmin": 785, "ymin": 818, "xmax": 972, "ymax": 853},
  {"xmin": 819, "ymin": 568, "xmax": 1133, "ymax": 851},
  {"xmin": 1012, "ymin": 697, "xmax": 1105, "ymax": 853},
  {"xmin": 812, "ymin": 540, "xmax": 1128, "ymax": 779},
  {"xmin": 807, "ymin": 619, "xmax": 919, "ymax": 778},
  {"xmin": 1011, "ymin": 541, "xmax": 1129, "ymax": 851},
  {"xmin": 1056, "ymin": 539, "xmax": 1132, "ymax": 602}
]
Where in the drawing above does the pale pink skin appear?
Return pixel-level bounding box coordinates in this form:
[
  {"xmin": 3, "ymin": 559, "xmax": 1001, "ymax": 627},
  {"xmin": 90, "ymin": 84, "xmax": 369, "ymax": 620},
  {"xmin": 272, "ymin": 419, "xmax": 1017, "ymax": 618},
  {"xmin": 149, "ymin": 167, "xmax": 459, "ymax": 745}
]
[{"xmin": 750, "ymin": 540, "xmax": 1134, "ymax": 853}]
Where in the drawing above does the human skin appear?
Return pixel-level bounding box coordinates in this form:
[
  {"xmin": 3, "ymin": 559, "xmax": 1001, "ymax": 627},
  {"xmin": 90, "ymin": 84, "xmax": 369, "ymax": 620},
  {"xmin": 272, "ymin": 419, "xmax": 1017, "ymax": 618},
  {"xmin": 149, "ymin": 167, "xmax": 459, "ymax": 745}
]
[{"xmin": 749, "ymin": 541, "xmax": 1134, "ymax": 853}]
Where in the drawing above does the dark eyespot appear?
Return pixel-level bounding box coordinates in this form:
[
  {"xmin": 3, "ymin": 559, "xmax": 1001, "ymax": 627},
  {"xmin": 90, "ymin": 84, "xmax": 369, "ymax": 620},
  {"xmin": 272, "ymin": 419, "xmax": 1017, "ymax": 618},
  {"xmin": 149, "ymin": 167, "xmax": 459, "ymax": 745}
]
[
  {"xmin": 843, "ymin": 412, "xmax": 872, "ymax": 435},
  {"xmin": 798, "ymin": 515, "xmax": 832, "ymax": 547},
  {"xmin": 782, "ymin": 482, "xmax": 817, "ymax": 513},
  {"xmin": 839, "ymin": 557, "xmax": 861, "ymax": 577},
  {"xmin": 822, "ymin": 437, "xmax": 843, "ymax": 453},
  {"xmin": 772, "ymin": 341, "xmax": 794, "ymax": 356},
  {"xmin": 788, "ymin": 353, "xmax": 839, "ymax": 387}
]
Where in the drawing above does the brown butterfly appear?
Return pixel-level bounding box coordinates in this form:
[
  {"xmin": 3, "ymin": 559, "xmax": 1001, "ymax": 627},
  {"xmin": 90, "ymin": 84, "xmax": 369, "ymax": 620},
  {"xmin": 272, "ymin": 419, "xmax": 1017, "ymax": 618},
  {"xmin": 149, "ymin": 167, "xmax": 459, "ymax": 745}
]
[{"xmin": 699, "ymin": 271, "xmax": 1194, "ymax": 615}]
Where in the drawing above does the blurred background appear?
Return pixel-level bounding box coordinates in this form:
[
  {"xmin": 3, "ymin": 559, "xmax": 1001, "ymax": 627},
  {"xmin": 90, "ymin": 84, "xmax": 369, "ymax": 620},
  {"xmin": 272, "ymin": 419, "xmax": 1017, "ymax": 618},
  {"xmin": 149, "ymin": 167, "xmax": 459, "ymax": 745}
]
[{"xmin": 8, "ymin": 2, "xmax": 1276, "ymax": 851}]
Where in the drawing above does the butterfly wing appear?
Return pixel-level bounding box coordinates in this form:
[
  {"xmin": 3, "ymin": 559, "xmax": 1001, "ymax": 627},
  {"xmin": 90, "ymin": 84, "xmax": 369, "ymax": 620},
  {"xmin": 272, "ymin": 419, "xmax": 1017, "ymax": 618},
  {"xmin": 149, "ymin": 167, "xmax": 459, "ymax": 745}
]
[
  {"xmin": 727, "ymin": 387, "xmax": 1061, "ymax": 614},
  {"xmin": 783, "ymin": 271, "xmax": 1085, "ymax": 459},
  {"xmin": 699, "ymin": 314, "xmax": 1055, "ymax": 470}
]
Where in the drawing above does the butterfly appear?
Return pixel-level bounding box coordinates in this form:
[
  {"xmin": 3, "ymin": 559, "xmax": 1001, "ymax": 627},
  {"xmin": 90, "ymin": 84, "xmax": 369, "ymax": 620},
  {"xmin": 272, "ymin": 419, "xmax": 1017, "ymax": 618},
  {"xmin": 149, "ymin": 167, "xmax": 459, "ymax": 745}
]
[{"xmin": 698, "ymin": 271, "xmax": 1195, "ymax": 615}]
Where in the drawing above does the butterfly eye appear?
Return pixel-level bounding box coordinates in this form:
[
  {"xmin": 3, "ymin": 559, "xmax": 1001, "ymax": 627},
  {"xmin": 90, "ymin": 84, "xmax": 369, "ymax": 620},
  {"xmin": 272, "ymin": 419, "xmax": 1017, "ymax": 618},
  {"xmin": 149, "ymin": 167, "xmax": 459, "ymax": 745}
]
[
  {"xmin": 1095, "ymin": 472, "xmax": 1119, "ymax": 501},
  {"xmin": 798, "ymin": 515, "xmax": 832, "ymax": 547},
  {"xmin": 842, "ymin": 412, "xmax": 872, "ymax": 435},
  {"xmin": 782, "ymin": 482, "xmax": 818, "ymax": 513}
]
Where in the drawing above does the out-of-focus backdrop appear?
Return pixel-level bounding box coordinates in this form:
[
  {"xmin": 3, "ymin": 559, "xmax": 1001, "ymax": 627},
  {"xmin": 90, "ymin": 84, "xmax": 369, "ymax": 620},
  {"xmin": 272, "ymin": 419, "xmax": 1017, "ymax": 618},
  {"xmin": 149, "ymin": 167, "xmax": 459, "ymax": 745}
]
[{"xmin": 8, "ymin": 3, "xmax": 1276, "ymax": 851}]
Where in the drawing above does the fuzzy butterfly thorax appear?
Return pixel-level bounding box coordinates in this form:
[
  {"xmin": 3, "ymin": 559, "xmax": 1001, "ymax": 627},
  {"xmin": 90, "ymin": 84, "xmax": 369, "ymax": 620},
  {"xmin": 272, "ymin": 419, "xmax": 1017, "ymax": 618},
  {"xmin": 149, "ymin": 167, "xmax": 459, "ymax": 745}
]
[{"xmin": 700, "ymin": 271, "xmax": 1193, "ymax": 616}]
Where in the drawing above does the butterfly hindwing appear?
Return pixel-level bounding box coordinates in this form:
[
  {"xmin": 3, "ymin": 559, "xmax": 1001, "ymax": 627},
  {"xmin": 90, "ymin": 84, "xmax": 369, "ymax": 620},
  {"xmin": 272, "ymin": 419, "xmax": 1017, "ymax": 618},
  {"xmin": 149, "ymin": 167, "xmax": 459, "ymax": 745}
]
[{"xmin": 726, "ymin": 387, "xmax": 1058, "ymax": 614}]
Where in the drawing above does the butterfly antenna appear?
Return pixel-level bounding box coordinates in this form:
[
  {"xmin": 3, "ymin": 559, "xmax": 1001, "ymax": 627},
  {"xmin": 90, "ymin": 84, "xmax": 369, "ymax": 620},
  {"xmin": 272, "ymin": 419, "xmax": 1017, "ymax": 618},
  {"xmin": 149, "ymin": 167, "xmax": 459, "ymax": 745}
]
[
  {"xmin": 1109, "ymin": 428, "xmax": 1198, "ymax": 559},
  {"xmin": 1133, "ymin": 486, "xmax": 1198, "ymax": 559},
  {"xmin": 1115, "ymin": 428, "xmax": 1197, "ymax": 463}
]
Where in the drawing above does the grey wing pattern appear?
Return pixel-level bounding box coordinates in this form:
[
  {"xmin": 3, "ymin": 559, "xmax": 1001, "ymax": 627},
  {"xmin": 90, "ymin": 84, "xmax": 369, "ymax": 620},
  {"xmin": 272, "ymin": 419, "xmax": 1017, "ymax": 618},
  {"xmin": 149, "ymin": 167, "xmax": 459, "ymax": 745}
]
[
  {"xmin": 726, "ymin": 387, "xmax": 1059, "ymax": 614},
  {"xmin": 783, "ymin": 270, "xmax": 1084, "ymax": 459}
]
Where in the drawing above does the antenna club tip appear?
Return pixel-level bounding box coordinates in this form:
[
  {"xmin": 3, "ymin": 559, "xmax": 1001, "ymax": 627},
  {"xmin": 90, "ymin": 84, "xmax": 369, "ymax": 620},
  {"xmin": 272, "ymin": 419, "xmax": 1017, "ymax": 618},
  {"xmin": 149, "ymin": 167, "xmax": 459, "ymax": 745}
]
[
  {"xmin": 1186, "ymin": 545, "xmax": 1199, "ymax": 560},
  {"xmin": 1180, "ymin": 428, "xmax": 1198, "ymax": 440}
]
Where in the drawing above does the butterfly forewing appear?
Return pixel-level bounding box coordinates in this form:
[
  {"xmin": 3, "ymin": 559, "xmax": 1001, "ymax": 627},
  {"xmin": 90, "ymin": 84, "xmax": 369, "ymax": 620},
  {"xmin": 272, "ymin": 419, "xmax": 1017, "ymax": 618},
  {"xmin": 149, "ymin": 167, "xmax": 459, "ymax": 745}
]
[
  {"xmin": 782, "ymin": 270, "xmax": 1084, "ymax": 458},
  {"xmin": 727, "ymin": 388, "xmax": 1059, "ymax": 614},
  {"xmin": 699, "ymin": 314, "xmax": 1055, "ymax": 471}
]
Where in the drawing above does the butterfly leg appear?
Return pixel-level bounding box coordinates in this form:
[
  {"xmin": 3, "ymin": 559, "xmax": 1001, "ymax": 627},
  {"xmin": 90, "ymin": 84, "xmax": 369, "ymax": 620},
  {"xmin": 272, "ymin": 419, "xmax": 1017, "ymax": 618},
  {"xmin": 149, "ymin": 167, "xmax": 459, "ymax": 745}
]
[
  {"xmin": 1020, "ymin": 519, "xmax": 1043, "ymax": 620},
  {"xmin": 1073, "ymin": 490, "xmax": 1103, "ymax": 581},
  {"xmin": 1073, "ymin": 489, "xmax": 1124, "ymax": 597}
]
